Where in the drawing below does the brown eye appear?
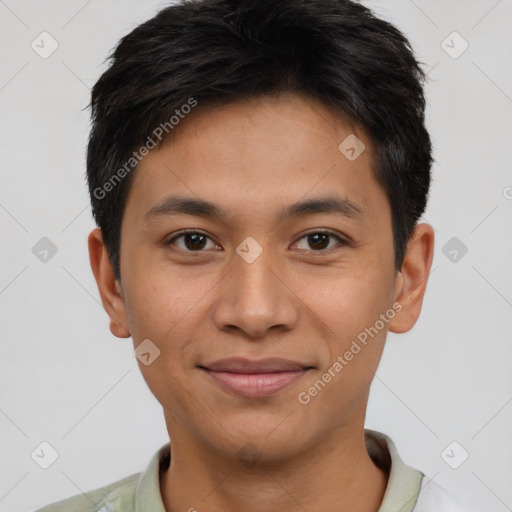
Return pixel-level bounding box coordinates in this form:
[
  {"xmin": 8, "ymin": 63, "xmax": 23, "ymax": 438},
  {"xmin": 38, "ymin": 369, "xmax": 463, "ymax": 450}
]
[
  {"xmin": 294, "ymin": 231, "xmax": 346, "ymax": 252},
  {"xmin": 166, "ymin": 231, "xmax": 219, "ymax": 252}
]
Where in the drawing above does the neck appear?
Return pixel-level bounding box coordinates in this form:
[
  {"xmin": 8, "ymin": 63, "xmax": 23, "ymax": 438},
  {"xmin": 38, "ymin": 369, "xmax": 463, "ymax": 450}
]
[{"xmin": 160, "ymin": 423, "xmax": 389, "ymax": 512}]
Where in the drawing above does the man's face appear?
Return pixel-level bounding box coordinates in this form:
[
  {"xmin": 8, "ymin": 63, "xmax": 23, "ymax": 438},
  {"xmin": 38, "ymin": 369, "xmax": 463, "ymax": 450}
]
[{"xmin": 116, "ymin": 93, "xmax": 402, "ymax": 458}]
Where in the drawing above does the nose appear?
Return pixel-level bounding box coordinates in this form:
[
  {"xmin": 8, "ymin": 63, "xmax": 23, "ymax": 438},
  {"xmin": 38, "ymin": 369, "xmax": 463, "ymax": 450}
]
[{"xmin": 211, "ymin": 240, "xmax": 300, "ymax": 339}]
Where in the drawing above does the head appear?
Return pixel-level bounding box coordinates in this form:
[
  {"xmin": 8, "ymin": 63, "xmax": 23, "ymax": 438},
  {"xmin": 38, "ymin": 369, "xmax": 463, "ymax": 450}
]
[{"xmin": 88, "ymin": 0, "xmax": 434, "ymax": 462}]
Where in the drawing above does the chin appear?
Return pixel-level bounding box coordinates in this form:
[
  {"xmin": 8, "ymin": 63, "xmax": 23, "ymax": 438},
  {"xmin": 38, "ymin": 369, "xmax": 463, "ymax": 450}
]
[{"xmin": 204, "ymin": 415, "xmax": 315, "ymax": 463}]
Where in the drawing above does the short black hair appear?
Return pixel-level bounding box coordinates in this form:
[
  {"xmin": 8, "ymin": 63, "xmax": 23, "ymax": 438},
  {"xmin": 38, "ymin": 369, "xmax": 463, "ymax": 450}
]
[{"xmin": 87, "ymin": 0, "xmax": 432, "ymax": 281}]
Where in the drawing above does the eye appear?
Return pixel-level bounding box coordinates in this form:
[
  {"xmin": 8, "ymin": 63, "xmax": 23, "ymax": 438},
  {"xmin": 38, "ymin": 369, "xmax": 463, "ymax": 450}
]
[
  {"xmin": 165, "ymin": 230, "xmax": 220, "ymax": 252},
  {"xmin": 293, "ymin": 231, "xmax": 347, "ymax": 252},
  {"xmin": 164, "ymin": 230, "xmax": 348, "ymax": 253}
]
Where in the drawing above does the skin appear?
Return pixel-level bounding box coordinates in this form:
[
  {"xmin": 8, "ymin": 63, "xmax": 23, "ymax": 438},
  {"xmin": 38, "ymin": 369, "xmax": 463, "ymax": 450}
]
[{"xmin": 89, "ymin": 92, "xmax": 434, "ymax": 512}]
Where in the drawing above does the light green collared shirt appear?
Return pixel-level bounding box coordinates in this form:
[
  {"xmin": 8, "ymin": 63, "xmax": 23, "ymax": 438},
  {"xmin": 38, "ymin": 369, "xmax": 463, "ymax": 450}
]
[{"xmin": 33, "ymin": 429, "xmax": 466, "ymax": 512}]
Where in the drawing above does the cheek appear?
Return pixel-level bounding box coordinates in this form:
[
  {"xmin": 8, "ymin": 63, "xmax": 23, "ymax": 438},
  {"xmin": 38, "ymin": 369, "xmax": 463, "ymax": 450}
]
[
  {"xmin": 297, "ymin": 271, "xmax": 393, "ymax": 419},
  {"xmin": 122, "ymin": 260, "xmax": 208, "ymax": 343},
  {"xmin": 295, "ymin": 257, "xmax": 395, "ymax": 376},
  {"xmin": 123, "ymin": 271, "xmax": 214, "ymax": 399},
  {"xmin": 299, "ymin": 263, "xmax": 392, "ymax": 333}
]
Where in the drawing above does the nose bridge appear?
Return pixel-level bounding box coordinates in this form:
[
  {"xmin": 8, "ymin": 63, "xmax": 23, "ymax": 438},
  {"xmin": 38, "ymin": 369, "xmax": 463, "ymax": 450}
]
[
  {"xmin": 236, "ymin": 240, "xmax": 276, "ymax": 298},
  {"xmin": 234, "ymin": 236, "xmax": 280, "ymax": 308}
]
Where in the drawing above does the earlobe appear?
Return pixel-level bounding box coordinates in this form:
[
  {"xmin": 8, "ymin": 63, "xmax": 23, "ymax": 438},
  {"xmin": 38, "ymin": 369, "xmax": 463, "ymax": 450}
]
[
  {"xmin": 388, "ymin": 223, "xmax": 435, "ymax": 334},
  {"xmin": 88, "ymin": 227, "xmax": 131, "ymax": 339}
]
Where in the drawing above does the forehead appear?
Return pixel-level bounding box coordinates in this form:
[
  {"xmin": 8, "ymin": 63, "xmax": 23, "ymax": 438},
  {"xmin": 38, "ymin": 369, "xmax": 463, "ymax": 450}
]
[{"xmin": 123, "ymin": 93, "xmax": 389, "ymax": 228}]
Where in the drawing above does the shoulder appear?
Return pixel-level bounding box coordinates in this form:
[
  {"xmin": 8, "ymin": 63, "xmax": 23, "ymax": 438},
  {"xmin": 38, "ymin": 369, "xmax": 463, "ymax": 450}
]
[
  {"xmin": 31, "ymin": 472, "xmax": 140, "ymax": 512},
  {"xmin": 413, "ymin": 478, "xmax": 477, "ymax": 512}
]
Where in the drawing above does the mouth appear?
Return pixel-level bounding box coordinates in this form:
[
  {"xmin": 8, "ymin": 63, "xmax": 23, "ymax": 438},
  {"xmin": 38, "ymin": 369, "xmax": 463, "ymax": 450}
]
[{"xmin": 198, "ymin": 357, "xmax": 315, "ymax": 398}]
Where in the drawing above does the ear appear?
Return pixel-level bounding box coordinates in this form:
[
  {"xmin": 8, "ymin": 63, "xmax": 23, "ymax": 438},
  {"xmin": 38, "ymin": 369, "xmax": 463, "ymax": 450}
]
[
  {"xmin": 88, "ymin": 227, "xmax": 131, "ymax": 339},
  {"xmin": 388, "ymin": 223, "xmax": 435, "ymax": 334}
]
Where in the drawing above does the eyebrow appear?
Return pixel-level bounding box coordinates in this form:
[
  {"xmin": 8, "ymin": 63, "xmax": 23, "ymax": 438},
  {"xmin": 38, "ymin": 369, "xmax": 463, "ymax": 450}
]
[{"xmin": 143, "ymin": 194, "xmax": 366, "ymax": 224}]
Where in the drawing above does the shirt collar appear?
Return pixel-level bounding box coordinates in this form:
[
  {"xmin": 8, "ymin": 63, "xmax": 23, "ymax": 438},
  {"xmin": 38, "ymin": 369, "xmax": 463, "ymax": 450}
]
[
  {"xmin": 134, "ymin": 429, "xmax": 424, "ymax": 512},
  {"xmin": 134, "ymin": 442, "xmax": 169, "ymax": 512},
  {"xmin": 365, "ymin": 429, "xmax": 424, "ymax": 512}
]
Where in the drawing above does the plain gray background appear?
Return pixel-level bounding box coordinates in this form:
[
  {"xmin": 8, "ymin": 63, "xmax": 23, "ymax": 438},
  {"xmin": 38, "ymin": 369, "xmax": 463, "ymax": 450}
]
[{"xmin": 1, "ymin": 0, "xmax": 511, "ymax": 511}]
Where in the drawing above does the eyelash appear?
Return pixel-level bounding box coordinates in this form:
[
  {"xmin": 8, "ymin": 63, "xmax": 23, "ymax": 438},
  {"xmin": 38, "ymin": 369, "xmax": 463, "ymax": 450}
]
[{"xmin": 164, "ymin": 229, "xmax": 348, "ymax": 254}]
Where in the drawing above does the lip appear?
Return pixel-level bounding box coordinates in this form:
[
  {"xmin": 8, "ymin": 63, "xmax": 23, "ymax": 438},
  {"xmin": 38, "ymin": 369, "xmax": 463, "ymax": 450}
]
[{"xmin": 199, "ymin": 357, "xmax": 314, "ymax": 398}]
